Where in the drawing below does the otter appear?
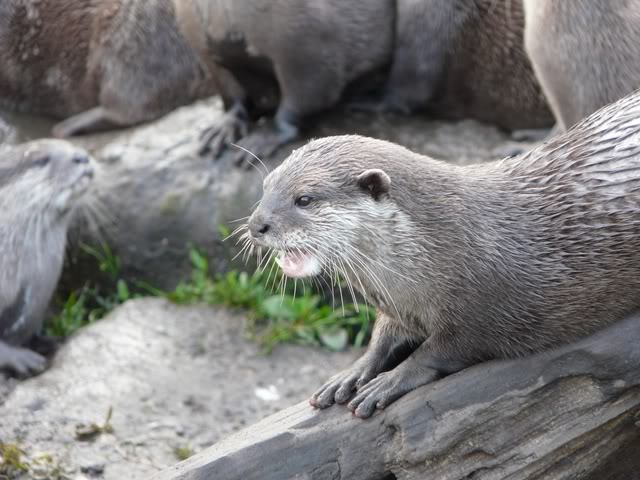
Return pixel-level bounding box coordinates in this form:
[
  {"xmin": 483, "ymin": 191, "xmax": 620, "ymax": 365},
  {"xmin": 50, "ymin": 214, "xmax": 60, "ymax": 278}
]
[
  {"xmin": 0, "ymin": 0, "xmax": 218, "ymax": 138},
  {"xmin": 0, "ymin": 139, "xmax": 94, "ymax": 377},
  {"xmin": 176, "ymin": 0, "xmax": 552, "ymax": 166},
  {"xmin": 245, "ymin": 88, "xmax": 640, "ymax": 418},
  {"xmin": 504, "ymin": 0, "xmax": 640, "ymax": 151}
]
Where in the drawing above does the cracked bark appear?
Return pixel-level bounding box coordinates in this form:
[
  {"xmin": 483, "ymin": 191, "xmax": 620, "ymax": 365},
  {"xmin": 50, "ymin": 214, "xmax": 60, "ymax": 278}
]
[{"xmin": 152, "ymin": 313, "xmax": 640, "ymax": 480}]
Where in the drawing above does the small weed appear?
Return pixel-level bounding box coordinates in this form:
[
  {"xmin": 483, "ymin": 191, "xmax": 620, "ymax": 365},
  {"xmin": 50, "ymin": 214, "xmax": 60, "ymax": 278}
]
[
  {"xmin": 75, "ymin": 406, "xmax": 114, "ymax": 442},
  {"xmin": 47, "ymin": 244, "xmax": 135, "ymax": 338},
  {"xmin": 174, "ymin": 445, "xmax": 194, "ymax": 461},
  {"xmin": 0, "ymin": 443, "xmax": 72, "ymax": 480},
  {"xmin": 80, "ymin": 243, "xmax": 121, "ymax": 280},
  {"xmin": 0, "ymin": 442, "xmax": 29, "ymax": 476}
]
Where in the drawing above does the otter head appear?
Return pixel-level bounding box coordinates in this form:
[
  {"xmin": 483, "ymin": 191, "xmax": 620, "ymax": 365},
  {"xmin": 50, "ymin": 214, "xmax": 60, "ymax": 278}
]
[
  {"xmin": 247, "ymin": 135, "xmax": 394, "ymax": 279},
  {"xmin": 0, "ymin": 139, "xmax": 95, "ymax": 223}
]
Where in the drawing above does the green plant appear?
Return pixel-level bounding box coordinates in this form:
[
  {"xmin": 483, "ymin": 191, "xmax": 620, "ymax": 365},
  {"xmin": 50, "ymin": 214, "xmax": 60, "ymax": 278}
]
[
  {"xmin": 49, "ymin": 240, "xmax": 373, "ymax": 352},
  {"xmin": 0, "ymin": 442, "xmax": 29, "ymax": 476},
  {"xmin": 166, "ymin": 248, "xmax": 374, "ymax": 352},
  {"xmin": 174, "ymin": 445, "xmax": 194, "ymax": 461},
  {"xmin": 47, "ymin": 244, "xmax": 134, "ymax": 338},
  {"xmin": 75, "ymin": 407, "xmax": 114, "ymax": 441}
]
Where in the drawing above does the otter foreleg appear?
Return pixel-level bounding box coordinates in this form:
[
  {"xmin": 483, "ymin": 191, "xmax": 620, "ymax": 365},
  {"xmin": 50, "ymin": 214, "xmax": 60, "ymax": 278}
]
[
  {"xmin": 310, "ymin": 314, "xmax": 421, "ymax": 409},
  {"xmin": 347, "ymin": 339, "xmax": 465, "ymax": 418}
]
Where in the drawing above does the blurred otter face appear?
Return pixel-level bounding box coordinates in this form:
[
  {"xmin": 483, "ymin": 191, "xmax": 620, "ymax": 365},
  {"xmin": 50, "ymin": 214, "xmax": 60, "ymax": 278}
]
[{"xmin": 0, "ymin": 140, "xmax": 94, "ymax": 220}]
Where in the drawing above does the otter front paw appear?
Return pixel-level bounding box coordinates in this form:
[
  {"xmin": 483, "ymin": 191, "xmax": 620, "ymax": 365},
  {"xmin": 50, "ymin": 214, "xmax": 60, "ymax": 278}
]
[
  {"xmin": 347, "ymin": 367, "xmax": 439, "ymax": 419},
  {"xmin": 199, "ymin": 111, "xmax": 249, "ymax": 159},
  {"xmin": 0, "ymin": 344, "xmax": 47, "ymax": 378},
  {"xmin": 309, "ymin": 365, "xmax": 378, "ymax": 409}
]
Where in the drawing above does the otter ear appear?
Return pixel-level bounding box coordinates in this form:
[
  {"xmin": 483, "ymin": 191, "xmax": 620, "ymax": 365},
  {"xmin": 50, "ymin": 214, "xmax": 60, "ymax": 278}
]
[{"xmin": 357, "ymin": 169, "xmax": 390, "ymax": 200}]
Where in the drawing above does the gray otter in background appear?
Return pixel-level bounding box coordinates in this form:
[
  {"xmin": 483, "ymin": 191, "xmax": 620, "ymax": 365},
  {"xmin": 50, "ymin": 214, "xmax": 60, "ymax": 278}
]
[
  {"xmin": 176, "ymin": 0, "xmax": 551, "ymax": 165},
  {"xmin": 246, "ymin": 89, "xmax": 640, "ymax": 418},
  {"xmin": 0, "ymin": 0, "xmax": 217, "ymax": 138},
  {"xmin": 524, "ymin": 0, "xmax": 640, "ymax": 133},
  {"xmin": 0, "ymin": 140, "xmax": 94, "ymax": 377}
]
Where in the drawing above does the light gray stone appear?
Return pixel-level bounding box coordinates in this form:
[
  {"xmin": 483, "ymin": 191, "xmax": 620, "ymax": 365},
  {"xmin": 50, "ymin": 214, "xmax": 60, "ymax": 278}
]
[{"xmin": 0, "ymin": 298, "xmax": 359, "ymax": 480}]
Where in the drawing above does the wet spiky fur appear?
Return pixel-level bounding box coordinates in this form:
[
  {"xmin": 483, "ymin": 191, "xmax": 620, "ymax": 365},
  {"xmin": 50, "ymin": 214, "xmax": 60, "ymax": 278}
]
[{"xmin": 246, "ymin": 89, "xmax": 640, "ymax": 417}]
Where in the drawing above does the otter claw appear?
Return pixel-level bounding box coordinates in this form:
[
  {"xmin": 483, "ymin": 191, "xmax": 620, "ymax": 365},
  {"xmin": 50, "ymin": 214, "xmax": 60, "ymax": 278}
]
[
  {"xmin": 310, "ymin": 367, "xmax": 379, "ymax": 409},
  {"xmin": 199, "ymin": 113, "xmax": 250, "ymax": 159},
  {"xmin": 0, "ymin": 344, "xmax": 47, "ymax": 378}
]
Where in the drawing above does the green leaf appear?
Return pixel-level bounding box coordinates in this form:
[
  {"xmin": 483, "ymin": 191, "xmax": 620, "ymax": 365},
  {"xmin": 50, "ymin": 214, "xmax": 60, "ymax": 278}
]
[
  {"xmin": 261, "ymin": 295, "xmax": 296, "ymax": 319},
  {"xmin": 319, "ymin": 328, "xmax": 349, "ymax": 351},
  {"xmin": 189, "ymin": 249, "xmax": 208, "ymax": 272},
  {"xmin": 117, "ymin": 280, "xmax": 130, "ymax": 302}
]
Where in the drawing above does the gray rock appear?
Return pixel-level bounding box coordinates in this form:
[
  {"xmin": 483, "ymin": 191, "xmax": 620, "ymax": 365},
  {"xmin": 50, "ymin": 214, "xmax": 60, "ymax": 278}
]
[
  {"xmin": 151, "ymin": 312, "xmax": 640, "ymax": 480},
  {"xmin": 0, "ymin": 298, "xmax": 359, "ymax": 480}
]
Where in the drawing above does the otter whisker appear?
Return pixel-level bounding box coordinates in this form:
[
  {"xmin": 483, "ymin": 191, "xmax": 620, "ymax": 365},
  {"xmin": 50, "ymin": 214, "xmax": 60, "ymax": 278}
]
[
  {"xmin": 224, "ymin": 223, "xmax": 249, "ymax": 242},
  {"xmin": 232, "ymin": 237, "xmax": 252, "ymax": 262},
  {"xmin": 326, "ymin": 258, "xmax": 347, "ymax": 318},
  {"xmin": 352, "ymin": 219, "xmax": 392, "ymax": 249},
  {"xmin": 227, "ymin": 215, "xmax": 252, "ymax": 224},
  {"xmin": 336, "ymin": 243, "xmax": 402, "ymax": 319},
  {"xmin": 257, "ymin": 249, "xmax": 277, "ymax": 282},
  {"xmin": 336, "ymin": 257, "xmax": 360, "ymax": 313},
  {"xmin": 234, "ymin": 229, "xmax": 251, "ymax": 246},
  {"xmin": 293, "ymin": 278, "xmax": 298, "ymax": 302},
  {"xmin": 338, "ymin": 253, "xmax": 372, "ymax": 315},
  {"xmin": 79, "ymin": 204, "xmax": 110, "ymax": 248},
  {"xmin": 245, "ymin": 243, "xmax": 255, "ymax": 264},
  {"xmin": 230, "ymin": 143, "xmax": 270, "ymax": 179}
]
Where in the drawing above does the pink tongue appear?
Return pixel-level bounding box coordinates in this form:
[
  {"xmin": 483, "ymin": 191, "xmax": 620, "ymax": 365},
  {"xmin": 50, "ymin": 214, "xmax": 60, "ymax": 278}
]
[{"xmin": 281, "ymin": 251, "xmax": 307, "ymax": 277}]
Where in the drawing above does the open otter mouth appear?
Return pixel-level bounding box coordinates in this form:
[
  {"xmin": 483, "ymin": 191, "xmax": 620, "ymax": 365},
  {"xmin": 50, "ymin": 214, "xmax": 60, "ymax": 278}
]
[{"xmin": 275, "ymin": 249, "xmax": 322, "ymax": 278}]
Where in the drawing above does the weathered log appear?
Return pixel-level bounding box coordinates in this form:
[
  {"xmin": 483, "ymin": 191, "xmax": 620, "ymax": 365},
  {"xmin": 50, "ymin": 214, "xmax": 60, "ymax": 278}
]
[{"xmin": 152, "ymin": 313, "xmax": 640, "ymax": 480}]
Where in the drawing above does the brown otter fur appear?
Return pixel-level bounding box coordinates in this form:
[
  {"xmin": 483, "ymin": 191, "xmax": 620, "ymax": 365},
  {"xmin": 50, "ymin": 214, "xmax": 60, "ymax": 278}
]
[
  {"xmin": 380, "ymin": 0, "xmax": 553, "ymax": 130},
  {"xmin": 177, "ymin": 0, "xmax": 552, "ymax": 166},
  {"xmin": 0, "ymin": 0, "xmax": 217, "ymax": 137},
  {"xmin": 246, "ymin": 88, "xmax": 640, "ymax": 418}
]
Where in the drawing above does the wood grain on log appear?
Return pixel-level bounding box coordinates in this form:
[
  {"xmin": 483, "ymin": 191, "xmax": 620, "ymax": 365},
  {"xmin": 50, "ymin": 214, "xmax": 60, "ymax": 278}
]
[{"xmin": 152, "ymin": 313, "xmax": 640, "ymax": 480}]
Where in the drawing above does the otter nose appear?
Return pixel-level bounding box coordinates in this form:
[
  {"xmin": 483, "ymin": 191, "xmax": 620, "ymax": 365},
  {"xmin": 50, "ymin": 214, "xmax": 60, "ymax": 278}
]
[{"xmin": 249, "ymin": 222, "xmax": 271, "ymax": 238}]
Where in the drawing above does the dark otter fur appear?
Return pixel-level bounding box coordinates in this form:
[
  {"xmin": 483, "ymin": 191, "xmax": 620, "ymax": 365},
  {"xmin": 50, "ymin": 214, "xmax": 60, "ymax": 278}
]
[
  {"xmin": 176, "ymin": 0, "xmax": 395, "ymax": 165},
  {"xmin": 0, "ymin": 140, "xmax": 94, "ymax": 377},
  {"xmin": 179, "ymin": 0, "xmax": 552, "ymax": 165},
  {"xmin": 380, "ymin": 0, "xmax": 552, "ymax": 130},
  {"xmin": 524, "ymin": 0, "xmax": 640, "ymax": 132},
  {"xmin": 0, "ymin": 0, "xmax": 217, "ymax": 138},
  {"xmin": 246, "ymin": 88, "xmax": 640, "ymax": 418}
]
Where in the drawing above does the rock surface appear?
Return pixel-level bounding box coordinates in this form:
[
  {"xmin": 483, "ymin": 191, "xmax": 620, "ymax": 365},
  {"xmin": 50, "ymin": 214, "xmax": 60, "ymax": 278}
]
[
  {"xmin": 152, "ymin": 312, "xmax": 640, "ymax": 480},
  {"xmin": 0, "ymin": 298, "xmax": 359, "ymax": 479}
]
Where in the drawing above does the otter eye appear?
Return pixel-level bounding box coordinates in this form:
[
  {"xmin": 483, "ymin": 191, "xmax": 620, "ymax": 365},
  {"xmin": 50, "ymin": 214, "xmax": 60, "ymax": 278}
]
[
  {"xmin": 32, "ymin": 155, "xmax": 50, "ymax": 168},
  {"xmin": 295, "ymin": 195, "xmax": 313, "ymax": 208}
]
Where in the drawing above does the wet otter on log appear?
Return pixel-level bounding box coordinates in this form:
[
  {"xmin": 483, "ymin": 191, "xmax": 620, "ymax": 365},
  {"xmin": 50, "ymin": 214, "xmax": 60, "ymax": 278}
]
[{"xmin": 245, "ymin": 89, "xmax": 640, "ymax": 418}]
